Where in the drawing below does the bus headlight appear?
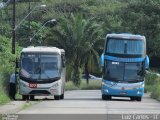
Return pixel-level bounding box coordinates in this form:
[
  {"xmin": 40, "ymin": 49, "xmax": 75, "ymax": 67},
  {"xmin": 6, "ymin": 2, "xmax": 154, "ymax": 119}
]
[
  {"xmin": 104, "ymin": 89, "xmax": 109, "ymax": 93},
  {"xmin": 141, "ymin": 83, "xmax": 144, "ymax": 88},
  {"xmin": 51, "ymin": 83, "xmax": 59, "ymax": 88},
  {"xmin": 102, "ymin": 82, "xmax": 108, "ymax": 86},
  {"xmin": 137, "ymin": 90, "xmax": 143, "ymax": 95},
  {"xmin": 20, "ymin": 82, "xmax": 28, "ymax": 88},
  {"xmin": 137, "ymin": 83, "xmax": 144, "ymax": 89},
  {"xmin": 102, "ymin": 82, "xmax": 105, "ymax": 86},
  {"xmin": 102, "ymin": 82, "xmax": 111, "ymax": 87}
]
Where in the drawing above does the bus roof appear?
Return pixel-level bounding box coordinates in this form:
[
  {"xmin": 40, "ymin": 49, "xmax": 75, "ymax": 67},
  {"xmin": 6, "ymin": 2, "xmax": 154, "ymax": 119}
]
[
  {"xmin": 22, "ymin": 46, "xmax": 65, "ymax": 54},
  {"xmin": 106, "ymin": 33, "xmax": 145, "ymax": 40}
]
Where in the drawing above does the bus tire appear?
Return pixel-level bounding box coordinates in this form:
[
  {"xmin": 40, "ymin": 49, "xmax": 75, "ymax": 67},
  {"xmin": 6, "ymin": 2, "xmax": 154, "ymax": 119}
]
[
  {"xmin": 30, "ymin": 95, "xmax": 35, "ymax": 101},
  {"xmin": 130, "ymin": 97, "xmax": 136, "ymax": 101},
  {"xmin": 136, "ymin": 97, "xmax": 142, "ymax": 101},
  {"xmin": 60, "ymin": 94, "xmax": 64, "ymax": 99},
  {"xmin": 22, "ymin": 95, "xmax": 29, "ymax": 101},
  {"xmin": 54, "ymin": 95, "xmax": 61, "ymax": 100},
  {"xmin": 102, "ymin": 95, "xmax": 111, "ymax": 100},
  {"xmin": 106, "ymin": 95, "xmax": 112, "ymax": 100},
  {"xmin": 102, "ymin": 95, "xmax": 106, "ymax": 100}
]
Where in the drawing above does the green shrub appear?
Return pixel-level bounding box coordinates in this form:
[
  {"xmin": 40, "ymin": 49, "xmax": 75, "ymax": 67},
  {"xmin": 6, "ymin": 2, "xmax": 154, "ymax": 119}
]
[
  {"xmin": 65, "ymin": 81, "xmax": 79, "ymax": 90},
  {"xmin": 0, "ymin": 91, "xmax": 10, "ymax": 105},
  {"xmin": 65, "ymin": 80, "xmax": 101, "ymax": 90},
  {"xmin": 145, "ymin": 72, "xmax": 160, "ymax": 85},
  {"xmin": 0, "ymin": 75, "xmax": 10, "ymax": 105},
  {"xmin": 0, "ymin": 36, "xmax": 15, "ymax": 96},
  {"xmin": 145, "ymin": 71, "xmax": 160, "ymax": 101},
  {"xmin": 80, "ymin": 80, "xmax": 101, "ymax": 90},
  {"xmin": 151, "ymin": 84, "xmax": 160, "ymax": 101},
  {"xmin": 0, "ymin": 35, "xmax": 21, "ymax": 104}
]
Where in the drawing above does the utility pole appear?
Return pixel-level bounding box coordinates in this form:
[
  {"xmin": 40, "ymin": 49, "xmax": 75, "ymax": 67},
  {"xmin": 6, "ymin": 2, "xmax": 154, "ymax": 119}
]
[
  {"xmin": 28, "ymin": 1, "xmax": 31, "ymax": 45},
  {"xmin": 12, "ymin": 0, "xmax": 16, "ymax": 54},
  {"xmin": 12, "ymin": 0, "xmax": 17, "ymax": 90}
]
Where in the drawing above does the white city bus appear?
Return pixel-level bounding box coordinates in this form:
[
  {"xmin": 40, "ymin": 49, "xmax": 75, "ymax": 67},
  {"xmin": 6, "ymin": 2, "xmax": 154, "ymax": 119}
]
[{"xmin": 19, "ymin": 46, "xmax": 66, "ymax": 100}]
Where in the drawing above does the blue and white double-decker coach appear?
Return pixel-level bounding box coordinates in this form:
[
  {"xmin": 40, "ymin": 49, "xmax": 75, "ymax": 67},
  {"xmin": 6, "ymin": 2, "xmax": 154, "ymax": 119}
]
[{"xmin": 100, "ymin": 33, "xmax": 149, "ymax": 101}]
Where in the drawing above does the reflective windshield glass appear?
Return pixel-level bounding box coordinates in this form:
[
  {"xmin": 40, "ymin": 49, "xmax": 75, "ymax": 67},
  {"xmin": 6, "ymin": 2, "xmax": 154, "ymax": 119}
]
[
  {"xmin": 124, "ymin": 62, "xmax": 143, "ymax": 81},
  {"xmin": 103, "ymin": 61, "xmax": 144, "ymax": 82},
  {"xmin": 20, "ymin": 53, "xmax": 60, "ymax": 81},
  {"xmin": 106, "ymin": 39, "xmax": 144, "ymax": 55},
  {"xmin": 104, "ymin": 61, "xmax": 124, "ymax": 81}
]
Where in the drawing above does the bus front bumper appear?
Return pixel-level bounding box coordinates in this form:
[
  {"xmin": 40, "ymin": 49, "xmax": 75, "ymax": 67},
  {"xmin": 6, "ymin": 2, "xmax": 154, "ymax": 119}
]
[
  {"xmin": 101, "ymin": 83, "xmax": 144, "ymax": 97},
  {"xmin": 19, "ymin": 80, "xmax": 62, "ymax": 96}
]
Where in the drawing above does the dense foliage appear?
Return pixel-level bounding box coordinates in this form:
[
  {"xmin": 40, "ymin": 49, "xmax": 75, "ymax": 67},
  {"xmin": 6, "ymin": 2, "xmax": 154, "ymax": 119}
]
[
  {"xmin": 0, "ymin": 35, "xmax": 20, "ymax": 102},
  {"xmin": 145, "ymin": 72, "xmax": 160, "ymax": 101},
  {"xmin": 0, "ymin": 0, "xmax": 160, "ymax": 86}
]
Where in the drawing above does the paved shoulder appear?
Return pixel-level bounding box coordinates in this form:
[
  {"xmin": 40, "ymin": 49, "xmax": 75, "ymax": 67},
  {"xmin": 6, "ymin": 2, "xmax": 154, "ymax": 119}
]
[{"xmin": 0, "ymin": 101, "xmax": 26, "ymax": 114}]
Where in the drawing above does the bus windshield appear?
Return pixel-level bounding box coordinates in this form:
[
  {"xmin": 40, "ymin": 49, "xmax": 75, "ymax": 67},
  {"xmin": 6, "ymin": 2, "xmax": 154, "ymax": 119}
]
[
  {"xmin": 103, "ymin": 60, "xmax": 144, "ymax": 82},
  {"xmin": 106, "ymin": 39, "xmax": 145, "ymax": 57},
  {"xmin": 20, "ymin": 53, "xmax": 60, "ymax": 81}
]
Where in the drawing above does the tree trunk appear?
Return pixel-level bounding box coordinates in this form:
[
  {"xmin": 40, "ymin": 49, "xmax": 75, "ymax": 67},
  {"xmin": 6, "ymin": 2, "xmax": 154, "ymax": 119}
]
[
  {"xmin": 72, "ymin": 65, "xmax": 81, "ymax": 87},
  {"xmin": 85, "ymin": 63, "xmax": 89, "ymax": 85}
]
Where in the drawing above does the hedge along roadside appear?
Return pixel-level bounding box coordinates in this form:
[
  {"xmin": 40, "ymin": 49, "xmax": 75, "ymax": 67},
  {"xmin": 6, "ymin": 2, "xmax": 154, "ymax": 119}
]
[
  {"xmin": 0, "ymin": 35, "xmax": 21, "ymax": 104},
  {"xmin": 145, "ymin": 71, "xmax": 160, "ymax": 101}
]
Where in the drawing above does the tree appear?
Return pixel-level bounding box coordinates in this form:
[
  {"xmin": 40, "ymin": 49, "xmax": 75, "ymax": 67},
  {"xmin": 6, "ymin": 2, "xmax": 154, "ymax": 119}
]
[
  {"xmin": 16, "ymin": 21, "xmax": 47, "ymax": 47},
  {"xmin": 119, "ymin": 0, "xmax": 160, "ymax": 66},
  {"xmin": 50, "ymin": 14, "xmax": 103, "ymax": 86},
  {"xmin": 0, "ymin": 35, "xmax": 21, "ymax": 95}
]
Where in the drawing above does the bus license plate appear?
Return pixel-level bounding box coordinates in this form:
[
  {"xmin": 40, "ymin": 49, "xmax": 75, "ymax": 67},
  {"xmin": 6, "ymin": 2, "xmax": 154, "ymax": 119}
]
[
  {"xmin": 29, "ymin": 83, "xmax": 37, "ymax": 88},
  {"xmin": 120, "ymin": 92, "xmax": 126, "ymax": 95}
]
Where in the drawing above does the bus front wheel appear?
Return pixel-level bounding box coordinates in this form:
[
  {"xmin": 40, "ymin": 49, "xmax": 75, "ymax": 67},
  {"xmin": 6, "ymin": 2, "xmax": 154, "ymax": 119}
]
[
  {"xmin": 30, "ymin": 95, "xmax": 35, "ymax": 101},
  {"xmin": 60, "ymin": 94, "xmax": 64, "ymax": 99},
  {"xmin": 136, "ymin": 97, "xmax": 142, "ymax": 101},
  {"xmin": 22, "ymin": 95, "xmax": 29, "ymax": 101},
  {"xmin": 54, "ymin": 95, "xmax": 61, "ymax": 100},
  {"xmin": 130, "ymin": 97, "xmax": 136, "ymax": 101},
  {"xmin": 102, "ymin": 95, "xmax": 111, "ymax": 100},
  {"xmin": 130, "ymin": 97, "xmax": 142, "ymax": 101}
]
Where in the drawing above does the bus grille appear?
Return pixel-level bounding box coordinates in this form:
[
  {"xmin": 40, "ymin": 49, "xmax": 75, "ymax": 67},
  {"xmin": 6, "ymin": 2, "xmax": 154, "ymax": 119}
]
[{"xmin": 29, "ymin": 90, "xmax": 51, "ymax": 95}]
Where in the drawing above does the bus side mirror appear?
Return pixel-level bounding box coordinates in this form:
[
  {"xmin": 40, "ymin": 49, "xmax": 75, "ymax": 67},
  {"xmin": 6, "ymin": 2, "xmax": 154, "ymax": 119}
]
[
  {"xmin": 100, "ymin": 53, "xmax": 104, "ymax": 67},
  {"xmin": 138, "ymin": 69, "xmax": 146, "ymax": 76},
  {"xmin": 62, "ymin": 60, "xmax": 65, "ymax": 67},
  {"xmin": 145, "ymin": 55, "xmax": 149, "ymax": 70},
  {"xmin": 62, "ymin": 55, "xmax": 65, "ymax": 67}
]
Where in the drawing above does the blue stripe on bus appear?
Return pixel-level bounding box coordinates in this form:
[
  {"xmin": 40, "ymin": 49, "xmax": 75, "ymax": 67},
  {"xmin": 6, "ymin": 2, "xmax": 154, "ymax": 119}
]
[{"xmin": 104, "ymin": 55, "xmax": 145, "ymax": 62}]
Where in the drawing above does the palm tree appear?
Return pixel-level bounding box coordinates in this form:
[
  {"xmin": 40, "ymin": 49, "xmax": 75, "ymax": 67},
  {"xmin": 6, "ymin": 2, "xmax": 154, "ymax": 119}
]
[{"xmin": 48, "ymin": 13, "xmax": 103, "ymax": 86}]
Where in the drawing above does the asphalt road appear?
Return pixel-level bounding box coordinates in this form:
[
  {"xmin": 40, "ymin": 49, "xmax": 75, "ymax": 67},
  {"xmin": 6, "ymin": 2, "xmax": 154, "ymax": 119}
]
[{"xmin": 17, "ymin": 90, "xmax": 160, "ymax": 120}]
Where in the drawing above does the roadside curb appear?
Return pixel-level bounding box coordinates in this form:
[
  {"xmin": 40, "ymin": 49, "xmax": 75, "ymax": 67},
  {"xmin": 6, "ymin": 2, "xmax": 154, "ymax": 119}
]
[{"xmin": 0, "ymin": 100, "xmax": 26, "ymax": 114}]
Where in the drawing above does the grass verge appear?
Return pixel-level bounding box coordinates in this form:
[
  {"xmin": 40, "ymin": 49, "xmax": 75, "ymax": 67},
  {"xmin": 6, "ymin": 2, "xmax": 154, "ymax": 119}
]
[
  {"xmin": 145, "ymin": 71, "xmax": 160, "ymax": 101},
  {"xmin": 65, "ymin": 80, "xmax": 101, "ymax": 90},
  {"xmin": 0, "ymin": 91, "xmax": 10, "ymax": 105}
]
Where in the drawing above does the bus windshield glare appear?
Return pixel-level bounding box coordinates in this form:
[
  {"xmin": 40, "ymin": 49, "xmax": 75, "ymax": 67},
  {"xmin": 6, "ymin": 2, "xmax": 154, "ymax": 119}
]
[
  {"xmin": 20, "ymin": 53, "xmax": 60, "ymax": 81},
  {"xmin": 106, "ymin": 39, "xmax": 145, "ymax": 56},
  {"xmin": 103, "ymin": 60, "xmax": 144, "ymax": 82}
]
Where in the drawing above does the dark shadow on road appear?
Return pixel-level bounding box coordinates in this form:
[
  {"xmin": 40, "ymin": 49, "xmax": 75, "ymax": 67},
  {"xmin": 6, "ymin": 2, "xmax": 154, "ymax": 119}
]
[
  {"xmin": 15, "ymin": 97, "xmax": 133, "ymax": 102},
  {"xmin": 15, "ymin": 98, "xmax": 55, "ymax": 102},
  {"xmin": 64, "ymin": 98, "xmax": 102, "ymax": 101}
]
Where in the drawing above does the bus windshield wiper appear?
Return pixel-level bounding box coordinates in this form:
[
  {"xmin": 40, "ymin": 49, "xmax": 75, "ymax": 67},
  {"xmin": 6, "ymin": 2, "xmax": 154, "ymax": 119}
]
[
  {"xmin": 126, "ymin": 79, "xmax": 143, "ymax": 83},
  {"xmin": 109, "ymin": 79, "xmax": 121, "ymax": 82}
]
